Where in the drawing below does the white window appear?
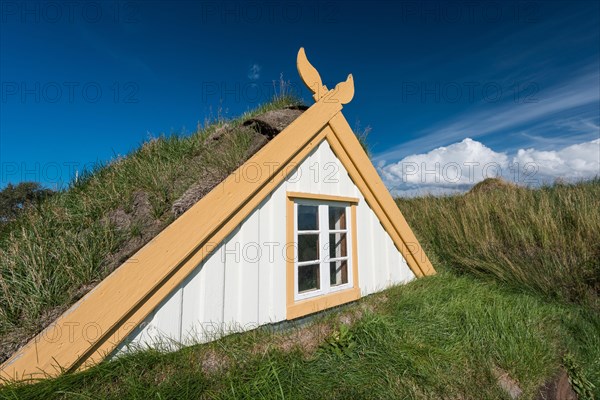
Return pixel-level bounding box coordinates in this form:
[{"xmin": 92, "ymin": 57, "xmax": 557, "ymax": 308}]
[{"xmin": 294, "ymin": 199, "xmax": 353, "ymax": 301}]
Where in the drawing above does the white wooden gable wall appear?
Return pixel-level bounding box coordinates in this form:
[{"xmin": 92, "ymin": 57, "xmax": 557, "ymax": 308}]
[{"xmin": 113, "ymin": 139, "xmax": 415, "ymax": 355}]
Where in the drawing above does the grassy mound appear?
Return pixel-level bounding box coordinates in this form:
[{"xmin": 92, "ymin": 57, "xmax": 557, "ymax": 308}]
[
  {"xmin": 0, "ymin": 96, "xmax": 302, "ymax": 362},
  {"xmin": 467, "ymin": 177, "xmax": 518, "ymax": 194}
]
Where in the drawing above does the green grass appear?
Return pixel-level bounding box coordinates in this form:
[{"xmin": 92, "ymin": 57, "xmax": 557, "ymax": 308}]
[
  {"xmin": 1, "ymin": 274, "xmax": 598, "ymax": 399},
  {"xmin": 0, "ymin": 96, "xmax": 302, "ymax": 362}
]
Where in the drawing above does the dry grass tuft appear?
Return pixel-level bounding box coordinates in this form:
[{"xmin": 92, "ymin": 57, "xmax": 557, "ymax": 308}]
[{"xmin": 397, "ymin": 178, "xmax": 600, "ymax": 309}]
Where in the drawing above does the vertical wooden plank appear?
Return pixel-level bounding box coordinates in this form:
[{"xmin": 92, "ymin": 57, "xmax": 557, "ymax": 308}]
[
  {"xmin": 287, "ymin": 143, "xmax": 316, "ymax": 193},
  {"xmin": 257, "ymin": 195, "xmax": 272, "ymax": 325},
  {"xmin": 196, "ymin": 265, "xmax": 207, "ymax": 340},
  {"xmin": 180, "ymin": 260, "xmax": 204, "ymax": 345},
  {"xmin": 201, "ymin": 242, "xmax": 225, "ymax": 341},
  {"xmin": 271, "ymin": 183, "xmax": 288, "ymax": 321},
  {"xmin": 399, "ymin": 250, "xmax": 416, "ymax": 284},
  {"xmin": 223, "ymin": 225, "xmax": 243, "ymax": 333},
  {"xmin": 368, "ymin": 209, "xmax": 382, "ymax": 294},
  {"xmin": 357, "ymin": 202, "xmax": 374, "ymax": 295},
  {"xmin": 315, "ymin": 140, "xmax": 329, "ymax": 195},
  {"xmin": 285, "ymin": 193, "xmax": 295, "ymax": 317},
  {"xmin": 383, "ymin": 229, "xmax": 393, "ymax": 286},
  {"xmin": 144, "ymin": 285, "xmax": 183, "ymax": 349},
  {"xmin": 238, "ymin": 210, "xmax": 260, "ymax": 330},
  {"xmin": 257, "ymin": 183, "xmax": 287, "ymax": 324},
  {"xmin": 371, "ymin": 206, "xmax": 384, "ymax": 292},
  {"xmin": 352, "ymin": 188, "xmax": 417, "ymax": 296},
  {"xmin": 322, "ymin": 141, "xmax": 344, "ymax": 197},
  {"xmin": 350, "ymin": 204, "xmax": 359, "ymax": 292}
]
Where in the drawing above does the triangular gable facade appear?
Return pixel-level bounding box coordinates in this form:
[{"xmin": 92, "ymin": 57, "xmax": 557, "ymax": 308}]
[{"xmin": 1, "ymin": 48, "xmax": 435, "ymax": 382}]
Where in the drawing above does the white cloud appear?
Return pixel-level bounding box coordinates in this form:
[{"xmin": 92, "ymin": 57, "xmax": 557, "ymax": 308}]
[
  {"xmin": 380, "ymin": 138, "xmax": 508, "ymax": 193},
  {"xmin": 514, "ymin": 138, "xmax": 600, "ymax": 181},
  {"xmin": 380, "ymin": 138, "xmax": 600, "ymax": 197},
  {"xmin": 247, "ymin": 64, "xmax": 261, "ymax": 80}
]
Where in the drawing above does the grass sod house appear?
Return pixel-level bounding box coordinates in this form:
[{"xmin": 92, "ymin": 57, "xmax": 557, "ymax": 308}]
[{"xmin": 0, "ymin": 48, "xmax": 435, "ymax": 382}]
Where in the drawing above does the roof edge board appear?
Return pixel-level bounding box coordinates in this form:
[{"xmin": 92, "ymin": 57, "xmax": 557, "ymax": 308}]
[{"xmin": 0, "ymin": 99, "xmax": 342, "ymax": 382}]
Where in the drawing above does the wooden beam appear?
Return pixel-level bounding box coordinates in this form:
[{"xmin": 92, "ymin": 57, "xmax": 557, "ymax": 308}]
[{"xmin": 1, "ymin": 98, "xmax": 343, "ymax": 382}]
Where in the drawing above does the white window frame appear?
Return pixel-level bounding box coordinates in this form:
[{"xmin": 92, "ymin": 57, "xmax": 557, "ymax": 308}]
[{"xmin": 293, "ymin": 199, "xmax": 354, "ymax": 302}]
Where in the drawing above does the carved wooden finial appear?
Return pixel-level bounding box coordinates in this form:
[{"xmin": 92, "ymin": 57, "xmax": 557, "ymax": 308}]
[{"xmin": 297, "ymin": 48, "xmax": 354, "ymax": 104}]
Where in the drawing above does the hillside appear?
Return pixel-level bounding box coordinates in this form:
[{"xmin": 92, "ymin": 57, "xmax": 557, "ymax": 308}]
[
  {"xmin": 0, "ymin": 97, "xmax": 598, "ymax": 398},
  {"xmin": 0, "ymin": 96, "xmax": 303, "ymax": 363}
]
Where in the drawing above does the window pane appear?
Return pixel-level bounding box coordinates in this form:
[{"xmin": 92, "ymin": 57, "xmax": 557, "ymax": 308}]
[
  {"xmin": 329, "ymin": 206, "xmax": 347, "ymax": 230},
  {"xmin": 298, "ymin": 234, "xmax": 319, "ymax": 262},
  {"xmin": 298, "ymin": 205, "xmax": 318, "ymax": 231},
  {"xmin": 329, "ymin": 233, "xmax": 347, "ymax": 259},
  {"xmin": 298, "ymin": 263, "xmax": 320, "ymax": 293},
  {"xmin": 330, "ymin": 260, "xmax": 348, "ymax": 286}
]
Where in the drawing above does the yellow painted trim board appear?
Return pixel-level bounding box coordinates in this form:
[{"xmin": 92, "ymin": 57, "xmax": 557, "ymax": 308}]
[
  {"xmin": 287, "ymin": 288, "xmax": 361, "ymax": 320},
  {"xmin": 286, "ymin": 196, "xmax": 295, "ymax": 311},
  {"xmin": 350, "ymin": 204, "xmax": 360, "ymax": 292},
  {"xmin": 285, "ymin": 194, "xmax": 361, "ymax": 320},
  {"xmin": 287, "ymin": 192, "xmax": 359, "ymax": 204},
  {"xmin": 0, "ymin": 97, "xmax": 343, "ymax": 382}
]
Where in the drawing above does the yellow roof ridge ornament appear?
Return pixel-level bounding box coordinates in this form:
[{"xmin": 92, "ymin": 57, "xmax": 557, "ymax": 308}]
[{"xmin": 297, "ymin": 47, "xmax": 354, "ymax": 104}]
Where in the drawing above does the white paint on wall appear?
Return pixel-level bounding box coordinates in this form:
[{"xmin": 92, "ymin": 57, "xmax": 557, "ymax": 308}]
[{"xmin": 112, "ymin": 139, "xmax": 416, "ymax": 356}]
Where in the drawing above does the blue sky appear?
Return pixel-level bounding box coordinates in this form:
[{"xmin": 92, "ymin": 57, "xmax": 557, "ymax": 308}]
[{"xmin": 1, "ymin": 0, "xmax": 599, "ymax": 193}]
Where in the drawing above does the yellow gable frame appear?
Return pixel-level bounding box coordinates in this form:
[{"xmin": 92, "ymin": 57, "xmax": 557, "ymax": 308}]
[{"xmin": 1, "ymin": 48, "xmax": 435, "ymax": 383}]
